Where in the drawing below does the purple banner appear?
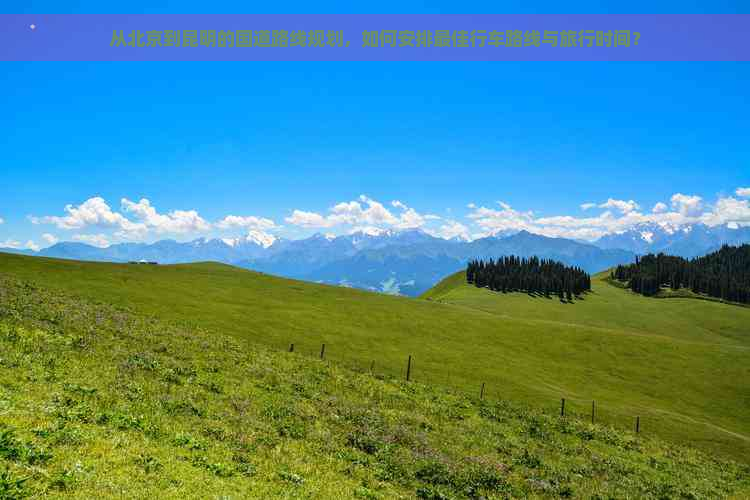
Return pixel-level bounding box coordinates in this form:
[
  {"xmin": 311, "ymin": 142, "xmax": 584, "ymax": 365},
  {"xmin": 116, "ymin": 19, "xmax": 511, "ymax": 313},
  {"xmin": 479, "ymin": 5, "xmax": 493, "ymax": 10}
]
[{"xmin": 1, "ymin": 14, "xmax": 748, "ymax": 61}]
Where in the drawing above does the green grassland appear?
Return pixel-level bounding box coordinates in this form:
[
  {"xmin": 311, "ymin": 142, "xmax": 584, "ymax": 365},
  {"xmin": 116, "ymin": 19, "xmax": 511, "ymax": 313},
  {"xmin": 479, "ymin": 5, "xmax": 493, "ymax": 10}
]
[
  {"xmin": 2, "ymin": 268, "xmax": 749, "ymax": 498},
  {"xmin": 0, "ymin": 252, "xmax": 749, "ymax": 468}
]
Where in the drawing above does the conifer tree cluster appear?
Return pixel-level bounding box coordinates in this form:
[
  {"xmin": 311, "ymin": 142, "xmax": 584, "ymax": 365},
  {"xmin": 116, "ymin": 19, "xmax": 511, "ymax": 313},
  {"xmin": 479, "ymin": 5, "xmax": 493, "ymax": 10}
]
[
  {"xmin": 611, "ymin": 244, "xmax": 750, "ymax": 304},
  {"xmin": 466, "ymin": 256, "xmax": 591, "ymax": 301}
]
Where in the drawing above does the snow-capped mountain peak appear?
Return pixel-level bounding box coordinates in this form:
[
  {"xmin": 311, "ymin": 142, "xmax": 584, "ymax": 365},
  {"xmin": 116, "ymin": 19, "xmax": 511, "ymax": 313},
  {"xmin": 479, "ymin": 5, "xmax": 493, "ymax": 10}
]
[
  {"xmin": 220, "ymin": 230, "xmax": 277, "ymax": 250},
  {"xmin": 449, "ymin": 234, "xmax": 472, "ymax": 243},
  {"xmin": 245, "ymin": 230, "xmax": 276, "ymax": 249},
  {"xmin": 595, "ymin": 222, "xmax": 750, "ymax": 258},
  {"xmin": 16, "ymin": 221, "xmax": 749, "ymax": 298},
  {"xmin": 350, "ymin": 227, "xmax": 395, "ymax": 238}
]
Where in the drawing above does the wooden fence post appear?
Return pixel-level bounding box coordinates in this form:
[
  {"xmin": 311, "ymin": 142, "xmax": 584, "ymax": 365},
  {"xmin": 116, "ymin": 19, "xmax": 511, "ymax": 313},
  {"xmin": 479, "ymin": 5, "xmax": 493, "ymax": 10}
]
[
  {"xmin": 370, "ymin": 360, "xmax": 375, "ymax": 373},
  {"xmin": 320, "ymin": 343, "xmax": 326, "ymax": 360},
  {"xmin": 480, "ymin": 382, "xmax": 485, "ymax": 400},
  {"xmin": 406, "ymin": 355, "xmax": 412, "ymax": 382},
  {"xmin": 636, "ymin": 416, "xmax": 640, "ymax": 433},
  {"xmin": 591, "ymin": 401, "xmax": 595, "ymax": 424},
  {"xmin": 560, "ymin": 398, "xmax": 565, "ymax": 417},
  {"xmin": 289, "ymin": 343, "xmax": 294, "ymax": 353}
]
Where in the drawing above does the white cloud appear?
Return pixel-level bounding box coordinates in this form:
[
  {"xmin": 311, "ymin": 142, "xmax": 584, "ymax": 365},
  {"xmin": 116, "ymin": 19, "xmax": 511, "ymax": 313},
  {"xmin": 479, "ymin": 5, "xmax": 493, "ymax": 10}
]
[
  {"xmin": 21, "ymin": 189, "xmax": 750, "ymax": 250},
  {"xmin": 0, "ymin": 239, "xmax": 39, "ymax": 251},
  {"xmin": 467, "ymin": 202, "xmax": 536, "ymax": 236},
  {"xmin": 30, "ymin": 197, "xmax": 143, "ymax": 233},
  {"xmin": 652, "ymin": 202, "xmax": 668, "ymax": 213},
  {"xmin": 0, "ymin": 217, "xmax": 4, "ymax": 225},
  {"xmin": 700, "ymin": 196, "xmax": 750, "ymax": 227},
  {"xmin": 344, "ymin": 196, "xmax": 399, "ymax": 226},
  {"xmin": 32, "ymin": 196, "xmax": 217, "ymax": 242},
  {"xmin": 396, "ymin": 208, "xmax": 425, "ymax": 229},
  {"xmin": 121, "ymin": 198, "xmax": 210, "ymax": 236},
  {"xmin": 0, "ymin": 239, "xmax": 21, "ymax": 249},
  {"xmin": 394, "ymin": 205, "xmax": 435, "ymax": 229},
  {"xmin": 42, "ymin": 233, "xmax": 59, "ymax": 245},
  {"xmin": 72, "ymin": 233, "xmax": 110, "ymax": 248},
  {"xmin": 599, "ymin": 198, "xmax": 640, "ymax": 214},
  {"xmin": 216, "ymin": 215, "xmax": 277, "ymax": 231},
  {"xmin": 427, "ymin": 221, "xmax": 471, "ymax": 241},
  {"xmin": 670, "ymin": 193, "xmax": 703, "ymax": 217},
  {"xmin": 285, "ymin": 209, "xmax": 334, "ymax": 228},
  {"xmin": 467, "ymin": 200, "xmax": 673, "ymax": 241},
  {"xmin": 285, "ymin": 195, "xmax": 436, "ymax": 231},
  {"xmin": 29, "ymin": 196, "xmax": 217, "ymax": 242},
  {"xmin": 464, "ymin": 189, "xmax": 750, "ymax": 241}
]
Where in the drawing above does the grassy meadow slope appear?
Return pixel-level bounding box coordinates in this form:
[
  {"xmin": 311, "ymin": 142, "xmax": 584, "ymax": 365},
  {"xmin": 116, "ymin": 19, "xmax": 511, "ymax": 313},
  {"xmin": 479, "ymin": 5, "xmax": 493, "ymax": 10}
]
[
  {"xmin": 0, "ymin": 252, "xmax": 749, "ymax": 465},
  {"xmin": 2, "ymin": 273, "xmax": 749, "ymax": 498}
]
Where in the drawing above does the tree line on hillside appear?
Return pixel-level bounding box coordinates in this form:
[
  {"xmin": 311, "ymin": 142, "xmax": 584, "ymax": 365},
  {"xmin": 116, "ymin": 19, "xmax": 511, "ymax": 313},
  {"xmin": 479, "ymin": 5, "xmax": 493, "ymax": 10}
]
[
  {"xmin": 466, "ymin": 256, "xmax": 591, "ymax": 301},
  {"xmin": 611, "ymin": 244, "xmax": 750, "ymax": 304}
]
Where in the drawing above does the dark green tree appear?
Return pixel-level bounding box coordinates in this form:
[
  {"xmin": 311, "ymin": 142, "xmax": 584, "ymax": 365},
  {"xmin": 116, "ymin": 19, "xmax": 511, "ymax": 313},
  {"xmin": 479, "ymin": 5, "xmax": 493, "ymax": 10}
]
[{"xmin": 466, "ymin": 256, "xmax": 591, "ymax": 300}]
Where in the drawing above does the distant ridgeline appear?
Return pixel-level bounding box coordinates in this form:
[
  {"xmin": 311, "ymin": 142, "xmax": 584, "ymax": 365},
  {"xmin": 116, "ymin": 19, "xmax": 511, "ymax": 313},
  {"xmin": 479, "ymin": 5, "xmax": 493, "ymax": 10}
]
[
  {"xmin": 611, "ymin": 244, "xmax": 750, "ymax": 304},
  {"xmin": 466, "ymin": 256, "xmax": 591, "ymax": 301}
]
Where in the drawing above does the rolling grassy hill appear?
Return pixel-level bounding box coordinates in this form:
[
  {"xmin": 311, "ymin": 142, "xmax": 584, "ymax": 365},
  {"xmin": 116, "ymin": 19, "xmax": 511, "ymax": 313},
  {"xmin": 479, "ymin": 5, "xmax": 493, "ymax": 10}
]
[
  {"xmin": 0, "ymin": 252, "xmax": 749, "ymax": 467},
  {"xmin": 1, "ymin": 259, "xmax": 749, "ymax": 498}
]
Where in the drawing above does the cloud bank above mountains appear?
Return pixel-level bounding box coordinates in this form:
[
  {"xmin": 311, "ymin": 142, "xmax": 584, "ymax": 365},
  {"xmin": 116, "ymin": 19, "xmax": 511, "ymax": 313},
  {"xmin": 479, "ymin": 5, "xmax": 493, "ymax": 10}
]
[
  {"xmin": 466, "ymin": 190, "xmax": 750, "ymax": 242},
  {"xmin": 3, "ymin": 187, "xmax": 749, "ymax": 251}
]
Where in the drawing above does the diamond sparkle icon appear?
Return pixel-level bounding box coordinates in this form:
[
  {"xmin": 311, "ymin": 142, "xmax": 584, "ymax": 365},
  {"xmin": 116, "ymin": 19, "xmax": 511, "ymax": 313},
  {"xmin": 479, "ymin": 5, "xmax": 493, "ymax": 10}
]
[{"xmin": 30, "ymin": 24, "xmax": 36, "ymax": 30}]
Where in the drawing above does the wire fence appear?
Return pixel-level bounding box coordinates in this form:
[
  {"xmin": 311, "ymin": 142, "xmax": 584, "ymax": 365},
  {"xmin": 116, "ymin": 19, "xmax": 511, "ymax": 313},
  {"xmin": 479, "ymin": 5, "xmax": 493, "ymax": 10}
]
[{"xmin": 275, "ymin": 337, "xmax": 647, "ymax": 436}]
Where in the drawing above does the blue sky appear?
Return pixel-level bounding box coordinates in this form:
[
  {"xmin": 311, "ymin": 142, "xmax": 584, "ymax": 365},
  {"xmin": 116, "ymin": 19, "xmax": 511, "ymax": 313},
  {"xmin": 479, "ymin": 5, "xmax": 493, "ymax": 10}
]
[{"xmin": 2, "ymin": 4, "xmax": 749, "ymax": 249}]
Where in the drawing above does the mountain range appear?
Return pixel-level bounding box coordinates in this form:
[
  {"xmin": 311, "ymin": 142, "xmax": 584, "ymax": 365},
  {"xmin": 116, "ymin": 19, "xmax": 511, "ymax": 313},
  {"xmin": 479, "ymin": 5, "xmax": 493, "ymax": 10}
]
[
  {"xmin": 593, "ymin": 222, "xmax": 750, "ymax": 258},
  {"xmin": 2, "ymin": 223, "xmax": 748, "ymax": 296}
]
